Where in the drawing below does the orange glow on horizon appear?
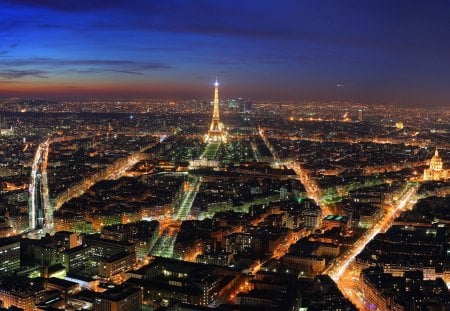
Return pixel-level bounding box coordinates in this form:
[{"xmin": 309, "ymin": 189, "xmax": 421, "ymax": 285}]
[{"xmin": 0, "ymin": 80, "xmax": 214, "ymax": 99}]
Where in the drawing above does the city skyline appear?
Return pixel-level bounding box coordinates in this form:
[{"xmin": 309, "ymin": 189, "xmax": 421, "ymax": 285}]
[
  {"xmin": 0, "ymin": 81, "xmax": 448, "ymax": 310},
  {"xmin": 1, "ymin": 0, "xmax": 450, "ymax": 106}
]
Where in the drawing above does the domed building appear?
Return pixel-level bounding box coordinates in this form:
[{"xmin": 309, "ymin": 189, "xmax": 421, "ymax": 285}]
[{"xmin": 423, "ymin": 149, "xmax": 448, "ymax": 181}]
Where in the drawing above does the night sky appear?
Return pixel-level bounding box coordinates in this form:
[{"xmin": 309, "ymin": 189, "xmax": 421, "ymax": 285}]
[{"xmin": 1, "ymin": 0, "xmax": 450, "ymax": 105}]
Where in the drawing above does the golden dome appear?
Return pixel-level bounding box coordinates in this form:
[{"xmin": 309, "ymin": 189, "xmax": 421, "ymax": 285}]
[{"xmin": 429, "ymin": 149, "xmax": 443, "ymax": 171}]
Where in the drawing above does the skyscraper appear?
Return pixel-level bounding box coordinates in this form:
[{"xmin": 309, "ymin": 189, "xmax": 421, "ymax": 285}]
[{"xmin": 205, "ymin": 78, "xmax": 226, "ymax": 143}]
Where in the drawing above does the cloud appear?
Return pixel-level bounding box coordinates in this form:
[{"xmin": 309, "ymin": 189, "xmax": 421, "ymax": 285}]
[
  {"xmin": 0, "ymin": 1, "xmax": 399, "ymax": 54},
  {"xmin": 0, "ymin": 43, "xmax": 18, "ymax": 56},
  {"xmin": 2, "ymin": 1, "xmax": 352, "ymax": 47},
  {"xmin": 1, "ymin": 58, "xmax": 173, "ymax": 77},
  {"xmin": 0, "ymin": 70, "xmax": 48, "ymax": 79},
  {"xmin": 3, "ymin": 58, "xmax": 171, "ymax": 69},
  {"xmin": 0, "ymin": 80, "xmax": 27, "ymax": 84},
  {"xmin": 2, "ymin": 0, "xmax": 116, "ymax": 12},
  {"xmin": 71, "ymin": 69, "xmax": 144, "ymax": 76}
]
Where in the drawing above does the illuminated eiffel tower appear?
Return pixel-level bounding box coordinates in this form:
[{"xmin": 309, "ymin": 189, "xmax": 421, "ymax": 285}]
[{"xmin": 205, "ymin": 78, "xmax": 226, "ymax": 143}]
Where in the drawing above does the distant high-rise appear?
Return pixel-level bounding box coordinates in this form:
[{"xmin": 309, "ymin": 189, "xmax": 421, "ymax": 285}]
[
  {"xmin": 205, "ymin": 78, "xmax": 226, "ymax": 143},
  {"xmin": 358, "ymin": 109, "xmax": 363, "ymax": 122},
  {"xmin": 243, "ymin": 101, "xmax": 252, "ymax": 113},
  {"xmin": 228, "ymin": 98, "xmax": 243, "ymax": 109}
]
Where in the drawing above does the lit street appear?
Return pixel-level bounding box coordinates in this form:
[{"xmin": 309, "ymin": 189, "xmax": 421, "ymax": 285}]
[
  {"xmin": 29, "ymin": 139, "xmax": 52, "ymax": 236},
  {"xmin": 328, "ymin": 183, "xmax": 419, "ymax": 307}
]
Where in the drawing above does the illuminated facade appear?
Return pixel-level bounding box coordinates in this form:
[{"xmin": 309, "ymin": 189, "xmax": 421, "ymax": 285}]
[
  {"xmin": 205, "ymin": 78, "xmax": 226, "ymax": 143},
  {"xmin": 395, "ymin": 121, "xmax": 404, "ymax": 130},
  {"xmin": 94, "ymin": 285, "xmax": 142, "ymax": 311},
  {"xmin": 423, "ymin": 149, "xmax": 448, "ymax": 181},
  {"xmin": 0, "ymin": 289, "xmax": 34, "ymax": 311},
  {"xmin": 0, "ymin": 240, "xmax": 20, "ymax": 278}
]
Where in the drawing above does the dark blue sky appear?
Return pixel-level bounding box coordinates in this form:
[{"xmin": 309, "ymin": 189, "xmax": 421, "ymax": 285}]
[{"xmin": 1, "ymin": 0, "xmax": 450, "ymax": 105}]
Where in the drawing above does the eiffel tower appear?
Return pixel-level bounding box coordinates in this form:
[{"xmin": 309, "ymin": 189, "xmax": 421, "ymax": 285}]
[{"xmin": 205, "ymin": 78, "xmax": 226, "ymax": 143}]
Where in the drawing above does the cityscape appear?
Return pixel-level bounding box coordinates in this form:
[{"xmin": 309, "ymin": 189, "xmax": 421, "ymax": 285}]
[{"xmin": 0, "ymin": 1, "xmax": 450, "ymax": 311}]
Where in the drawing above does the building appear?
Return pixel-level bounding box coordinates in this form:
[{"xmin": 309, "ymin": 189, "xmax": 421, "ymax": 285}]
[
  {"xmin": 0, "ymin": 288, "xmax": 35, "ymax": 311},
  {"xmin": 360, "ymin": 267, "xmax": 450, "ymax": 311},
  {"xmin": 54, "ymin": 212, "xmax": 93, "ymax": 233},
  {"xmin": 83, "ymin": 235, "xmax": 135, "ymax": 259},
  {"xmin": 128, "ymin": 257, "xmax": 234, "ymax": 307},
  {"xmin": 302, "ymin": 207, "xmax": 322, "ymax": 230},
  {"xmin": 94, "ymin": 284, "xmax": 142, "ymax": 311},
  {"xmin": 237, "ymin": 289, "xmax": 276, "ymax": 306},
  {"xmin": 250, "ymin": 226, "xmax": 287, "ymax": 256},
  {"xmin": 309, "ymin": 275, "xmax": 357, "ymax": 310},
  {"xmin": 0, "ymin": 277, "xmax": 46, "ymax": 311},
  {"xmin": 64, "ymin": 274, "xmax": 99, "ymax": 291},
  {"xmin": 54, "ymin": 231, "xmax": 79, "ymax": 249},
  {"xmin": 312, "ymin": 243, "xmax": 340, "ymax": 258},
  {"xmin": 62, "ymin": 244, "xmax": 91, "ymax": 272},
  {"xmin": 196, "ymin": 252, "xmax": 233, "ymax": 266},
  {"xmin": 355, "ymin": 226, "xmax": 449, "ymax": 281},
  {"xmin": 343, "ymin": 202, "xmax": 381, "ymax": 229},
  {"xmin": 243, "ymin": 101, "xmax": 252, "ymax": 113},
  {"xmin": 423, "ymin": 149, "xmax": 448, "ymax": 181},
  {"xmin": 228, "ymin": 98, "xmax": 244, "ymax": 109},
  {"xmin": 395, "ymin": 121, "xmax": 404, "ymax": 129},
  {"xmin": 131, "ymin": 278, "xmax": 203, "ymax": 306},
  {"xmin": 225, "ymin": 232, "xmax": 252, "ymax": 254},
  {"xmin": 99, "ymin": 251, "xmax": 136, "ymax": 278},
  {"xmin": 204, "ymin": 79, "xmax": 226, "ymax": 143},
  {"xmin": 322, "ymin": 215, "xmax": 349, "ymax": 230},
  {"xmin": 282, "ymin": 254, "xmax": 326, "ymax": 276},
  {"xmin": 44, "ymin": 277, "xmax": 80, "ymax": 296},
  {"xmin": 101, "ymin": 221, "xmax": 159, "ymax": 259},
  {"xmin": 0, "ymin": 238, "xmax": 20, "ymax": 278},
  {"xmin": 67, "ymin": 290, "xmax": 95, "ymax": 310},
  {"xmin": 350, "ymin": 191, "xmax": 384, "ymax": 206},
  {"xmin": 279, "ymin": 186, "xmax": 288, "ymax": 201},
  {"xmin": 25, "ymin": 239, "xmax": 63, "ymax": 267},
  {"xmin": 235, "ymin": 273, "xmax": 302, "ymax": 310},
  {"xmin": 189, "ymin": 158, "xmax": 220, "ymax": 168}
]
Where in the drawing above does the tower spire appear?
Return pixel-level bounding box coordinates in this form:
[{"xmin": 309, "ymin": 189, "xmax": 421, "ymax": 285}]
[{"xmin": 213, "ymin": 78, "xmax": 219, "ymax": 120}]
